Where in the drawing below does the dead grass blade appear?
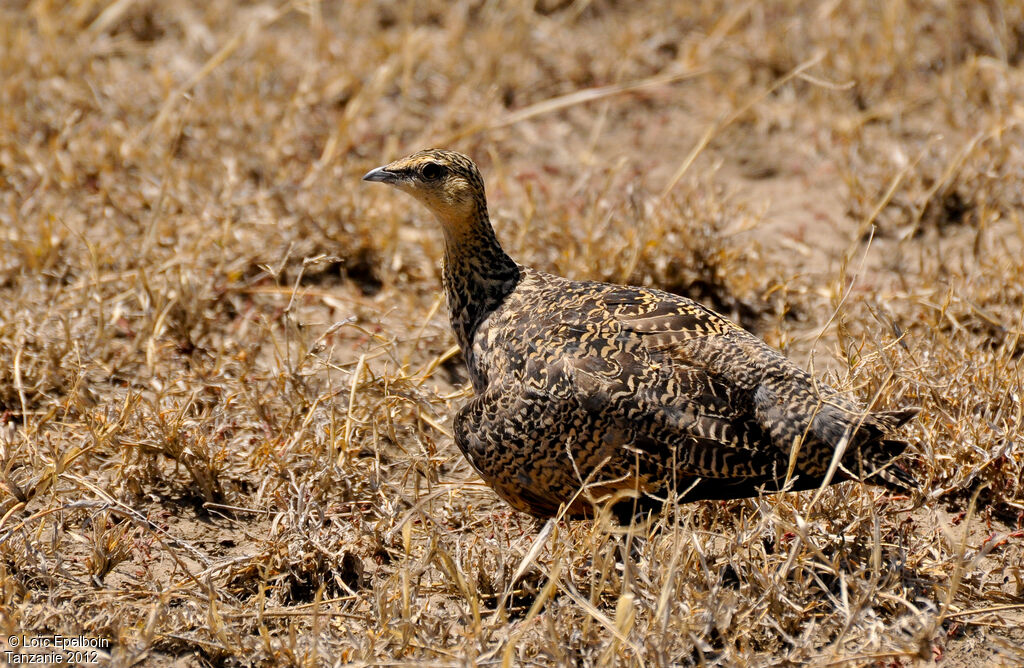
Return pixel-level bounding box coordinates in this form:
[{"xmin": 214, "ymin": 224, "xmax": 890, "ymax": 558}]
[{"xmin": 445, "ymin": 67, "xmax": 706, "ymax": 144}]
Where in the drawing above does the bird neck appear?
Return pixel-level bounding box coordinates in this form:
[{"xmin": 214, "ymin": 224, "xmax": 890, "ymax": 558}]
[{"xmin": 439, "ymin": 211, "xmax": 520, "ymax": 352}]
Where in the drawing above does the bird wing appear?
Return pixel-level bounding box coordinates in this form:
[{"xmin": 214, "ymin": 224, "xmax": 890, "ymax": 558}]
[
  {"xmin": 514, "ymin": 285, "xmax": 793, "ymax": 481},
  {"xmin": 598, "ymin": 285, "xmax": 916, "ymax": 486},
  {"xmin": 564, "ymin": 348, "xmax": 787, "ymax": 481}
]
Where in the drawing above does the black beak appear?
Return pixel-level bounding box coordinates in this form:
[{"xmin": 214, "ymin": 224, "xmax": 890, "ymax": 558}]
[{"xmin": 362, "ymin": 166, "xmax": 397, "ymax": 183}]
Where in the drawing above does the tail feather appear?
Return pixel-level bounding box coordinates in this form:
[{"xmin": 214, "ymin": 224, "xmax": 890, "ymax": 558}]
[
  {"xmin": 860, "ymin": 408, "xmax": 920, "ymax": 491},
  {"xmin": 855, "ymin": 438, "xmax": 919, "ymax": 491},
  {"xmin": 870, "ymin": 407, "xmax": 921, "ymax": 431},
  {"xmin": 751, "ymin": 373, "xmax": 920, "ymax": 493}
]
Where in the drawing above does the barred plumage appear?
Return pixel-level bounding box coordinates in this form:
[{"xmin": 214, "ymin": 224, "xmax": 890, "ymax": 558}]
[{"xmin": 364, "ymin": 149, "xmax": 919, "ymax": 518}]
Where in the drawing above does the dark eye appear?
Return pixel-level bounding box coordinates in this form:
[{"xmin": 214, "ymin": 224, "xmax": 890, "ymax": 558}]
[{"xmin": 421, "ymin": 162, "xmax": 444, "ymax": 181}]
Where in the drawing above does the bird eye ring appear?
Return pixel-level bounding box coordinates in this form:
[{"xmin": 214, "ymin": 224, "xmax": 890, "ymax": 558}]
[{"xmin": 421, "ymin": 162, "xmax": 444, "ymax": 180}]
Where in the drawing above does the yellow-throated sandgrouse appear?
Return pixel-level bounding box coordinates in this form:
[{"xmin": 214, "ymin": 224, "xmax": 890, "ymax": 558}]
[{"xmin": 363, "ymin": 149, "xmax": 918, "ymax": 518}]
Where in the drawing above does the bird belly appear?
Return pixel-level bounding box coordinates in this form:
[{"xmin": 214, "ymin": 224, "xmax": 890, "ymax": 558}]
[{"xmin": 455, "ymin": 392, "xmax": 667, "ymax": 517}]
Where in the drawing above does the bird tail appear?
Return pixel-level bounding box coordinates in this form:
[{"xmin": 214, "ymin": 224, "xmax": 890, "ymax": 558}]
[
  {"xmin": 870, "ymin": 407, "xmax": 920, "ymax": 431},
  {"xmin": 852, "ymin": 438, "xmax": 919, "ymax": 491},
  {"xmin": 807, "ymin": 401, "xmax": 921, "ymax": 491},
  {"xmin": 852, "ymin": 407, "xmax": 920, "ymax": 490},
  {"xmin": 752, "ymin": 374, "xmax": 920, "ymax": 491}
]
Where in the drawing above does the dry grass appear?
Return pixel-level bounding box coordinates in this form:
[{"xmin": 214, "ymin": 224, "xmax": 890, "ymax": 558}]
[{"xmin": 2, "ymin": 1, "xmax": 1023, "ymax": 665}]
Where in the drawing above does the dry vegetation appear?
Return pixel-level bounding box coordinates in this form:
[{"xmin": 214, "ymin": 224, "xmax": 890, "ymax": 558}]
[{"xmin": 2, "ymin": 0, "xmax": 1023, "ymax": 665}]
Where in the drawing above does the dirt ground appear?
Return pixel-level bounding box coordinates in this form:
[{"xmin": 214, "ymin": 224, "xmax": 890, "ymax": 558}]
[{"xmin": 2, "ymin": 1, "xmax": 1023, "ymax": 666}]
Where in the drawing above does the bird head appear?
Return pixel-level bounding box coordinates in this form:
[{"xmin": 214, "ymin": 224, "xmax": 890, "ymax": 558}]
[{"xmin": 362, "ymin": 149, "xmax": 488, "ymax": 239}]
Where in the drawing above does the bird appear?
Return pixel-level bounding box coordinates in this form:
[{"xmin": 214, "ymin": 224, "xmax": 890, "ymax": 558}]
[{"xmin": 363, "ymin": 149, "xmax": 919, "ymax": 519}]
